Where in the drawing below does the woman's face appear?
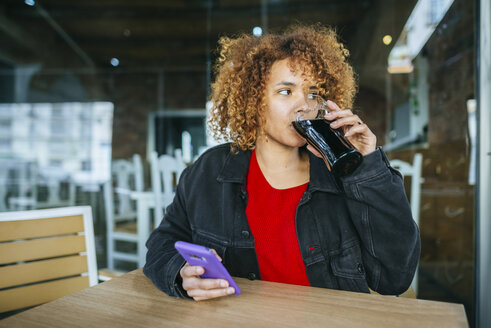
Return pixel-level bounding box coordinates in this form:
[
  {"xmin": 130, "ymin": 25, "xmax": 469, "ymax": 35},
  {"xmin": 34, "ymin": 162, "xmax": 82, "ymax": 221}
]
[{"xmin": 261, "ymin": 58, "xmax": 318, "ymax": 148}]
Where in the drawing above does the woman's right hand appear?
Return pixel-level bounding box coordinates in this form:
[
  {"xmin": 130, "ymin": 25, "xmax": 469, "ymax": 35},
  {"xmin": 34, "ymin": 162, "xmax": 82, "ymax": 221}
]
[{"xmin": 179, "ymin": 250, "xmax": 235, "ymax": 301}]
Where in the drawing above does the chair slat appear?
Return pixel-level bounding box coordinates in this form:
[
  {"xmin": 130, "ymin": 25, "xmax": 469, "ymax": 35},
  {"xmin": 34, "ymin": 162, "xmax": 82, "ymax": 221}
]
[
  {"xmin": 0, "ymin": 235, "xmax": 86, "ymax": 265},
  {"xmin": 0, "ymin": 215, "xmax": 84, "ymax": 242},
  {"xmin": 0, "ymin": 255, "xmax": 88, "ymax": 289},
  {"xmin": 0, "ymin": 276, "xmax": 89, "ymax": 313},
  {"xmin": 114, "ymin": 222, "xmax": 137, "ymax": 234}
]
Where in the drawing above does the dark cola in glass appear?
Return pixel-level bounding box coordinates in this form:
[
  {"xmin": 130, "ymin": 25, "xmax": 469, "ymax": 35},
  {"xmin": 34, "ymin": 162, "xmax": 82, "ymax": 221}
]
[{"xmin": 292, "ymin": 95, "xmax": 363, "ymax": 177}]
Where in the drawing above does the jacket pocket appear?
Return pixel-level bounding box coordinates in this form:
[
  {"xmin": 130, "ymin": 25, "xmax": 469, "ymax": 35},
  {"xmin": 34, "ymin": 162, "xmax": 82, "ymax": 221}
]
[
  {"xmin": 329, "ymin": 242, "xmax": 369, "ymax": 293},
  {"xmin": 192, "ymin": 229, "xmax": 258, "ymax": 279},
  {"xmin": 192, "ymin": 229, "xmax": 229, "ymax": 259}
]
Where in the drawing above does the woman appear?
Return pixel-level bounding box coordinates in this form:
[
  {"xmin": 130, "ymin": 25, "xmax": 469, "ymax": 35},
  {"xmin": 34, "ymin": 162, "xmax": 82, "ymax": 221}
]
[{"xmin": 144, "ymin": 25, "xmax": 420, "ymax": 301}]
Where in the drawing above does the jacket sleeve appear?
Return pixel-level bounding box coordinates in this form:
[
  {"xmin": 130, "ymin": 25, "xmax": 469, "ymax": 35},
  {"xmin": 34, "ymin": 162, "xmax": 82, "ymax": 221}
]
[
  {"xmin": 143, "ymin": 168, "xmax": 192, "ymax": 298},
  {"xmin": 339, "ymin": 147, "xmax": 421, "ymax": 295}
]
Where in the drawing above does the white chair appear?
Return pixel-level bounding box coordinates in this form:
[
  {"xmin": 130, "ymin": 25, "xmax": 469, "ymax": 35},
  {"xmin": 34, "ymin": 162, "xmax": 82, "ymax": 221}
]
[
  {"xmin": 2, "ymin": 160, "xmax": 38, "ymax": 211},
  {"xmin": 181, "ymin": 130, "xmax": 193, "ymax": 164},
  {"xmin": 105, "ymin": 151, "xmax": 184, "ymax": 268},
  {"xmin": 34, "ymin": 169, "xmax": 76, "ymax": 209},
  {"xmin": 150, "ymin": 150, "xmax": 186, "ymax": 229},
  {"xmin": 390, "ymin": 153, "xmax": 423, "ymax": 296},
  {"xmin": 7, "ymin": 165, "xmax": 77, "ymax": 211},
  {"xmin": 0, "ymin": 206, "xmax": 98, "ymax": 314},
  {"xmin": 104, "ymin": 154, "xmax": 144, "ymax": 270}
]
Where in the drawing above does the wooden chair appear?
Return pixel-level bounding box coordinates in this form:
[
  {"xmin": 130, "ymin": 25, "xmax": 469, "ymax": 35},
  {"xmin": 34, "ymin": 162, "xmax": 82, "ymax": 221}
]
[
  {"xmin": 104, "ymin": 154, "xmax": 144, "ymax": 270},
  {"xmin": 0, "ymin": 206, "xmax": 98, "ymax": 314},
  {"xmin": 150, "ymin": 150, "xmax": 186, "ymax": 229},
  {"xmin": 103, "ymin": 151, "xmax": 183, "ymax": 268},
  {"xmin": 390, "ymin": 153, "xmax": 423, "ymax": 296}
]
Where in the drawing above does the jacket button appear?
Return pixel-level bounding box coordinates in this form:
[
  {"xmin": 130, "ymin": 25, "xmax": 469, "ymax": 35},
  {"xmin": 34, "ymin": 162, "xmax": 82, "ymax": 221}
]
[
  {"xmin": 357, "ymin": 263, "xmax": 364, "ymax": 274},
  {"xmin": 241, "ymin": 230, "xmax": 250, "ymax": 238},
  {"xmin": 248, "ymin": 272, "xmax": 256, "ymax": 280}
]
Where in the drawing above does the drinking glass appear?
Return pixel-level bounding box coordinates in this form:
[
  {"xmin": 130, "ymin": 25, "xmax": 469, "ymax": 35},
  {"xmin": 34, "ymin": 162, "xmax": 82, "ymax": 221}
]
[{"xmin": 292, "ymin": 95, "xmax": 363, "ymax": 176}]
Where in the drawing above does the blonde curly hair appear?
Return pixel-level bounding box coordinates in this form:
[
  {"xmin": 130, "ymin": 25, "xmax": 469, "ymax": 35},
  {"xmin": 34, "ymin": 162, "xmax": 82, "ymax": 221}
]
[{"xmin": 208, "ymin": 24, "xmax": 357, "ymax": 152}]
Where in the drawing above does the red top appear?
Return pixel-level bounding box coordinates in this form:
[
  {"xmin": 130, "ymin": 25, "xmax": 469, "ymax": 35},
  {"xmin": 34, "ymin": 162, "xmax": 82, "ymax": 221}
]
[{"xmin": 245, "ymin": 150, "xmax": 310, "ymax": 286}]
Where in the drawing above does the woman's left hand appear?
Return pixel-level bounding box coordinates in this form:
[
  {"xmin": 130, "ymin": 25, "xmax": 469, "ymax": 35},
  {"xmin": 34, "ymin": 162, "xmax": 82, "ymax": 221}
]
[{"xmin": 323, "ymin": 100, "xmax": 377, "ymax": 156}]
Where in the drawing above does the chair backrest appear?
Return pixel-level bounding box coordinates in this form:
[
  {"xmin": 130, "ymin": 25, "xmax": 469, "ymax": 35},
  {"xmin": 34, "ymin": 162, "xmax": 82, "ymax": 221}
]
[
  {"xmin": 35, "ymin": 169, "xmax": 76, "ymax": 209},
  {"xmin": 181, "ymin": 130, "xmax": 193, "ymax": 163},
  {"xmin": 0, "ymin": 206, "xmax": 98, "ymax": 313},
  {"xmin": 132, "ymin": 154, "xmax": 145, "ymax": 193},
  {"xmin": 109, "ymin": 154, "xmax": 144, "ymax": 218},
  {"xmin": 390, "ymin": 153, "xmax": 423, "ymax": 227},
  {"xmin": 0, "ymin": 159, "xmax": 38, "ymax": 211},
  {"xmin": 389, "ymin": 153, "xmax": 423, "ymax": 296},
  {"xmin": 150, "ymin": 151, "xmax": 186, "ymax": 228}
]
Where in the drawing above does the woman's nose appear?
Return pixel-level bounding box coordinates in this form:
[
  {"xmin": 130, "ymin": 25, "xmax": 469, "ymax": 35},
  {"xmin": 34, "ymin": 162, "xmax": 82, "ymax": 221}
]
[{"xmin": 293, "ymin": 93, "xmax": 310, "ymax": 112}]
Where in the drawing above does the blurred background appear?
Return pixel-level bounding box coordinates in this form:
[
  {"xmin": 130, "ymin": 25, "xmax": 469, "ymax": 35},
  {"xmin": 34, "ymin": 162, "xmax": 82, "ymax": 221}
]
[{"xmin": 0, "ymin": 0, "xmax": 486, "ymax": 326}]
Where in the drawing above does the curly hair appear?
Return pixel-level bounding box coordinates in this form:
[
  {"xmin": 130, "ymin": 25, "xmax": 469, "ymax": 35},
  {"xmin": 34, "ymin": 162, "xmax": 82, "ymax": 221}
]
[{"xmin": 208, "ymin": 24, "xmax": 357, "ymax": 152}]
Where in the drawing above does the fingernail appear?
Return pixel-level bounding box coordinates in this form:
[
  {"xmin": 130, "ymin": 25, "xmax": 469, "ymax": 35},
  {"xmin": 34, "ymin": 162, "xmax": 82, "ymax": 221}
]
[
  {"xmin": 227, "ymin": 288, "xmax": 235, "ymax": 294},
  {"xmin": 325, "ymin": 112, "xmax": 333, "ymax": 117},
  {"xmin": 344, "ymin": 132, "xmax": 351, "ymax": 137},
  {"xmin": 220, "ymin": 281, "xmax": 228, "ymax": 288},
  {"xmin": 197, "ymin": 267, "xmax": 204, "ymax": 275},
  {"xmin": 330, "ymin": 121, "xmax": 337, "ymax": 127}
]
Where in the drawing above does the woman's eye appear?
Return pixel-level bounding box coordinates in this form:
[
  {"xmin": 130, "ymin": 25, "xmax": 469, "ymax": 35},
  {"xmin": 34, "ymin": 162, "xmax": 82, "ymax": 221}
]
[{"xmin": 278, "ymin": 89, "xmax": 291, "ymax": 95}]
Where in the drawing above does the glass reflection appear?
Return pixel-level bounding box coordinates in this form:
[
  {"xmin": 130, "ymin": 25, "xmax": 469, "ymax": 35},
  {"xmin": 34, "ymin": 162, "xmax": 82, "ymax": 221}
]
[
  {"xmin": 0, "ymin": 102, "xmax": 113, "ymax": 210},
  {"xmin": 0, "ymin": 0, "xmax": 477, "ymax": 324}
]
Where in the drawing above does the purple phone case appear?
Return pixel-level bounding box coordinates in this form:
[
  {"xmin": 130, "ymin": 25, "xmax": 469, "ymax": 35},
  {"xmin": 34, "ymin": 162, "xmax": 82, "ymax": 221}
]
[{"xmin": 174, "ymin": 241, "xmax": 241, "ymax": 295}]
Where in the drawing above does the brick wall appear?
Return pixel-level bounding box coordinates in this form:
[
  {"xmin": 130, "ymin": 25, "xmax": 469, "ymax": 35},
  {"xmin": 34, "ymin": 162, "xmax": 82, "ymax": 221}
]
[{"xmin": 108, "ymin": 70, "xmax": 207, "ymax": 160}]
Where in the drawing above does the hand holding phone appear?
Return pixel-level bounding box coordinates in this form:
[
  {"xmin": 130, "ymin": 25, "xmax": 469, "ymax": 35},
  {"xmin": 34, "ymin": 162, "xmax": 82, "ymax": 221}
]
[{"xmin": 175, "ymin": 241, "xmax": 241, "ymax": 299}]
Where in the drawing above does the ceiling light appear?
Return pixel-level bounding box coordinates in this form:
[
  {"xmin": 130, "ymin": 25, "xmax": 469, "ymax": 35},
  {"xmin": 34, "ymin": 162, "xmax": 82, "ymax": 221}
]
[
  {"xmin": 383, "ymin": 35, "xmax": 392, "ymax": 46},
  {"xmin": 24, "ymin": 0, "xmax": 35, "ymax": 6},
  {"xmin": 252, "ymin": 26, "xmax": 263, "ymax": 37},
  {"xmin": 110, "ymin": 58, "xmax": 120, "ymax": 67}
]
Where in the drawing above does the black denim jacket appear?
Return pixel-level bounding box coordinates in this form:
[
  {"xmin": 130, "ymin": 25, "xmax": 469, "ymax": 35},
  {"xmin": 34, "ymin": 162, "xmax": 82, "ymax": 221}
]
[{"xmin": 144, "ymin": 144, "xmax": 421, "ymax": 298}]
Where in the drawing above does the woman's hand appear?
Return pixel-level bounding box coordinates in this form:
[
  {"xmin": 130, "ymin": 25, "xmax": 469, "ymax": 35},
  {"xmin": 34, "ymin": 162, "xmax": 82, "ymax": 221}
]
[
  {"xmin": 179, "ymin": 249, "xmax": 235, "ymax": 301},
  {"xmin": 307, "ymin": 100, "xmax": 377, "ymax": 156}
]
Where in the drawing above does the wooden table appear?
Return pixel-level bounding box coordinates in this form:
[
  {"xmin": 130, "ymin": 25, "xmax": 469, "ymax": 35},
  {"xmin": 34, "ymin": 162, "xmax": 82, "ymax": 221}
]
[{"xmin": 0, "ymin": 269, "xmax": 468, "ymax": 328}]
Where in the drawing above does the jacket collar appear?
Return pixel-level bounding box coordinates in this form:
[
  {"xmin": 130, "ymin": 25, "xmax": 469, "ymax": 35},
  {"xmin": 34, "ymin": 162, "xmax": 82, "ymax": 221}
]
[
  {"xmin": 217, "ymin": 146, "xmax": 342, "ymax": 194},
  {"xmin": 306, "ymin": 151, "xmax": 343, "ymax": 194},
  {"xmin": 216, "ymin": 148, "xmax": 252, "ymax": 184}
]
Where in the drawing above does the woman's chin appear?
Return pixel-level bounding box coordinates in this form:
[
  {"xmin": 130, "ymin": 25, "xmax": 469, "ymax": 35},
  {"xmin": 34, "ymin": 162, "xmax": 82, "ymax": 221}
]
[{"xmin": 290, "ymin": 138, "xmax": 308, "ymax": 148}]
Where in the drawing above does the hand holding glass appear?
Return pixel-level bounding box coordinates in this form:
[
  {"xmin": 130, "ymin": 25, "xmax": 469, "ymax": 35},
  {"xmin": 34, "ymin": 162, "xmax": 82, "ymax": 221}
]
[{"xmin": 292, "ymin": 95, "xmax": 363, "ymax": 176}]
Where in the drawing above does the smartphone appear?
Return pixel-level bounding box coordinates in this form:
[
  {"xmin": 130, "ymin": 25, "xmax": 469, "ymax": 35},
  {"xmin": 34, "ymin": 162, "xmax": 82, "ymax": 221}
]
[{"xmin": 174, "ymin": 241, "xmax": 241, "ymax": 295}]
